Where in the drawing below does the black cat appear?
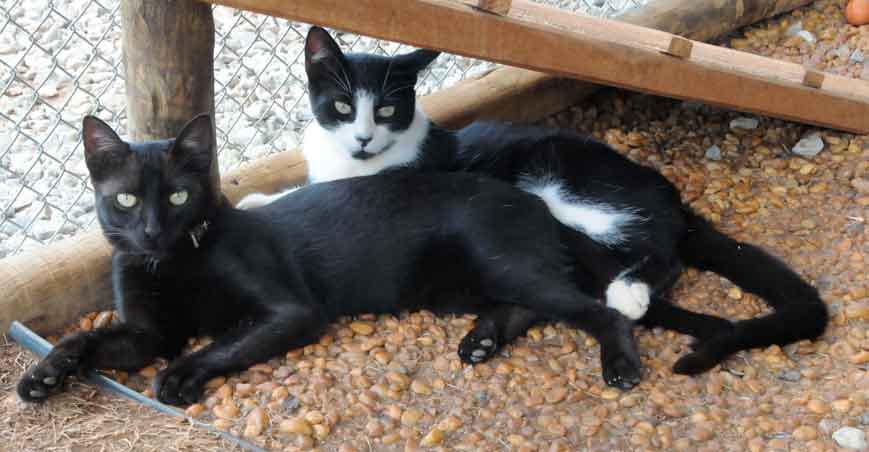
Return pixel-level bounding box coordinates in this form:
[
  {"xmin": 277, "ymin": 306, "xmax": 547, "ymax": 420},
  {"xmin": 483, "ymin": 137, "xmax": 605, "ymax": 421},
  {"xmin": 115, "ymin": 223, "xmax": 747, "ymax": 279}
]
[
  {"xmin": 18, "ymin": 114, "xmax": 646, "ymax": 406},
  {"xmin": 239, "ymin": 26, "xmax": 829, "ymax": 375}
]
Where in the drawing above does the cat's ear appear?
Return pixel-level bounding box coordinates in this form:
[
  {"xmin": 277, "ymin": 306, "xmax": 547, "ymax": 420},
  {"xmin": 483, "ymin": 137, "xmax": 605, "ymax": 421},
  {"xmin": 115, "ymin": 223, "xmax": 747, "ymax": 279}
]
[
  {"xmin": 82, "ymin": 115, "xmax": 128, "ymax": 181},
  {"xmin": 305, "ymin": 26, "xmax": 347, "ymax": 75},
  {"xmin": 393, "ymin": 49, "xmax": 440, "ymax": 74},
  {"xmin": 171, "ymin": 113, "xmax": 214, "ymax": 175}
]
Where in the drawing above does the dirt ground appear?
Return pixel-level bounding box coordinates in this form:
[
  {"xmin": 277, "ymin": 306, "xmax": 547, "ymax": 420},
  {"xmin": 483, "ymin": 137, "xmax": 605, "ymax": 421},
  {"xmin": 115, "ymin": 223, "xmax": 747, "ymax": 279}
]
[{"xmin": 1, "ymin": 0, "xmax": 867, "ymax": 451}]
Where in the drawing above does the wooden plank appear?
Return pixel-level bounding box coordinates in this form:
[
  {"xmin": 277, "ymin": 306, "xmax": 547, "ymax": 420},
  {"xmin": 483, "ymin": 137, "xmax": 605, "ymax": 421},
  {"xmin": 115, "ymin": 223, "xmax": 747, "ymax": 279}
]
[
  {"xmin": 663, "ymin": 36, "xmax": 693, "ymax": 59},
  {"xmin": 199, "ymin": 0, "xmax": 869, "ymax": 133},
  {"xmin": 461, "ymin": 0, "xmax": 511, "ymax": 15}
]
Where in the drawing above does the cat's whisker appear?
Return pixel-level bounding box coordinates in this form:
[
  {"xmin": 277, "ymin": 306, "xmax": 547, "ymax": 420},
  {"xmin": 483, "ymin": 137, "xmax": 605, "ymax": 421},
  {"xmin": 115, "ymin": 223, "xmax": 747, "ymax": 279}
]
[
  {"xmin": 381, "ymin": 60, "xmax": 395, "ymax": 94},
  {"xmin": 383, "ymin": 84, "xmax": 415, "ymax": 98}
]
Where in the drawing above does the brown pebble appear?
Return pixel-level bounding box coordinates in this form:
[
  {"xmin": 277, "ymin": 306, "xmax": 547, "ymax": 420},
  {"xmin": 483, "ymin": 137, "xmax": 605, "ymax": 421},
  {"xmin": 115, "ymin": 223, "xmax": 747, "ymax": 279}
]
[
  {"xmin": 243, "ymin": 407, "xmax": 269, "ymax": 438},
  {"xmin": 850, "ymin": 350, "xmax": 869, "ymax": 365},
  {"xmin": 185, "ymin": 403, "xmax": 205, "ymax": 418},
  {"xmin": 401, "ymin": 409, "xmax": 423, "ymax": 426},
  {"xmin": 792, "ymin": 426, "xmax": 818, "ymax": 441},
  {"xmin": 313, "ymin": 423, "xmax": 330, "ymax": 440},
  {"xmin": 79, "ymin": 317, "xmax": 93, "ymax": 331},
  {"xmin": 807, "ymin": 399, "xmax": 830, "ymax": 414},
  {"xmin": 438, "ymin": 415, "xmax": 463, "ymax": 432},
  {"xmin": 279, "ymin": 417, "xmax": 313, "ymax": 435},
  {"xmin": 139, "ymin": 366, "xmax": 157, "ymax": 378},
  {"xmin": 205, "ymin": 377, "xmax": 226, "ymax": 389},
  {"xmin": 350, "ymin": 321, "xmax": 375, "ymax": 335},
  {"xmin": 93, "ymin": 311, "xmax": 113, "ymax": 329},
  {"xmin": 382, "ymin": 433, "xmax": 402, "ymax": 445},
  {"xmin": 411, "ymin": 379, "xmax": 432, "ymax": 395},
  {"xmin": 365, "ymin": 419, "xmax": 384, "ymax": 437},
  {"xmin": 420, "ymin": 428, "xmax": 445, "ymax": 447},
  {"xmin": 690, "ymin": 427, "xmax": 714, "ymax": 442},
  {"xmin": 213, "ymin": 400, "xmax": 239, "ymax": 419}
]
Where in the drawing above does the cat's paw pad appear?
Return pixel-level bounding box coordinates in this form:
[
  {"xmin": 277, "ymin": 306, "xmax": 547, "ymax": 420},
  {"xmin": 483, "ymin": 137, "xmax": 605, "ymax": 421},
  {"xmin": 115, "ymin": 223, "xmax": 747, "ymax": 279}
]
[
  {"xmin": 235, "ymin": 193, "xmax": 273, "ymax": 210},
  {"xmin": 153, "ymin": 363, "xmax": 209, "ymax": 406},
  {"xmin": 16, "ymin": 350, "xmax": 80, "ymax": 402},
  {"xmin": 605, "ymin": 278, "xmax": 650, "ymax": 320},
  {"xmin": 458, "ymin": 327, "xmax": 499, "ymax": 364},
  {"xmin": 602, "ymin": 353, "xmax": 642, "ymax": 390}
]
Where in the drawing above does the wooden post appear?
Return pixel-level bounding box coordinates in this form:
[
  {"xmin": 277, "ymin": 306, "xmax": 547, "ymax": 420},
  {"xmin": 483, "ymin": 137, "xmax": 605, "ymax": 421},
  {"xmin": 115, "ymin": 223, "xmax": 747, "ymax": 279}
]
[{"xmin": 121, "ymin": 0, "xmax": 219, "ymax": 198}]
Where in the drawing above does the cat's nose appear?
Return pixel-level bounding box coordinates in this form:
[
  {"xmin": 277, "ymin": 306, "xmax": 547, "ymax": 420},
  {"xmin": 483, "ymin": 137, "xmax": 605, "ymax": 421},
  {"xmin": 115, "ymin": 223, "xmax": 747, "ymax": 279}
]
[
  {"xmin": 355, "ymin": 135, "xmax": 372, "ymax": 148},
  {"xmin": 144, "ymin": 224, "xmax": 161, "ymax": 241}
]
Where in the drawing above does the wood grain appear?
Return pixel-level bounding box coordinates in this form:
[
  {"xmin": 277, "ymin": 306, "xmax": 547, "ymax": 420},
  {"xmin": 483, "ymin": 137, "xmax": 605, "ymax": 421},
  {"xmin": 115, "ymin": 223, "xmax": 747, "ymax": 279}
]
[{"xmin": 200, "ymin": 0, "xmax": 869, "ymax": 133}]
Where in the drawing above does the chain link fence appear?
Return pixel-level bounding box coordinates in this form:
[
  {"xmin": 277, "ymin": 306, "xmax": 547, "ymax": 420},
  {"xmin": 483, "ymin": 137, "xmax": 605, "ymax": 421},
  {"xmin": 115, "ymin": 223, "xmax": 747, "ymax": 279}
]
[{"xmin": 0, "ymin": 0, "xmax": 647, "ymax": 259}]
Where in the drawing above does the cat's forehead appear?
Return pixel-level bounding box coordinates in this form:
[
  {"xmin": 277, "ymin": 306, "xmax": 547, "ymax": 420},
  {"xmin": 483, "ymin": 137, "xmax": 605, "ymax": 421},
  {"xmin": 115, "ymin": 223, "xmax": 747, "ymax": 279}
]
[{"xmin": 344, "ymin": 53, "xmax": 416, "ymax": 92}]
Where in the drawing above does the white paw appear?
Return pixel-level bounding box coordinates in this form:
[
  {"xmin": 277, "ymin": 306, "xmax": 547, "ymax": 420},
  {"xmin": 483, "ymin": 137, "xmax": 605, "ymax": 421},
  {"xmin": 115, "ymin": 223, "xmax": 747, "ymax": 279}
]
[
  {"xmin": 605, "ymin": 278, "xmax": 650, "ymax": 320},
  {"xmin": 235, "ymin": 193, "xmax": 277, "ymax": 210}
]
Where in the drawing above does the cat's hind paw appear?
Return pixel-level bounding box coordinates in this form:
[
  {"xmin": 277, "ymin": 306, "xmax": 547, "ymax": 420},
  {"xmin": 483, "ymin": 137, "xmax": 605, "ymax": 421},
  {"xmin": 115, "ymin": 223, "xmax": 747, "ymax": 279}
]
[
  {"xmin": 605, "ymin": 278, "xmax": 650, "ymax": 320},
  {"xmin": 458, "ymin": 323, "xmax": 499, "ymax": 364}
]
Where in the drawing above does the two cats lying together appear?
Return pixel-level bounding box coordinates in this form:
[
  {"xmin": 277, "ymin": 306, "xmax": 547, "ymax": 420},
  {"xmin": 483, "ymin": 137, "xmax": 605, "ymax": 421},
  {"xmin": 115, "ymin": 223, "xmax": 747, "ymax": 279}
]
[{"xmin": 19, "ymin": 27, "xmax": 828, "ymax": 406}]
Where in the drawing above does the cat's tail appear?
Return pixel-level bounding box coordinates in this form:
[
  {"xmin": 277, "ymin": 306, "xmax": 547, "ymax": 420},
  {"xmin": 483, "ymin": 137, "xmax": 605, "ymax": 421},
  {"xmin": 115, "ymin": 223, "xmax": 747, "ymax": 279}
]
[{"xmin": 672, "ymin": 207, "xmax": 829, "ymax": 375}]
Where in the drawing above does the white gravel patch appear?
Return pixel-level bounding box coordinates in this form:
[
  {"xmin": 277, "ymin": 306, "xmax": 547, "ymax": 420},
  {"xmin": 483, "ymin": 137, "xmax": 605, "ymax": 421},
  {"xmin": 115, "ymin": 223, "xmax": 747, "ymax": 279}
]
[{"xmin": 0, "ymin": 0, "xmax": 646, "ymax": 258}]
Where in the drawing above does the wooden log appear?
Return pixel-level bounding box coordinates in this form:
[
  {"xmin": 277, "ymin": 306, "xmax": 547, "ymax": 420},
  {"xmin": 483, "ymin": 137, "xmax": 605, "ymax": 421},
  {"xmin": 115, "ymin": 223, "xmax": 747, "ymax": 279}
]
[
  {"xmin": 0, "ymin": 0, "xmax": 820, "ymax": 335},
  {"xmin": 199, "ymin": 0, "xmax": 869, "ymax": 133}
]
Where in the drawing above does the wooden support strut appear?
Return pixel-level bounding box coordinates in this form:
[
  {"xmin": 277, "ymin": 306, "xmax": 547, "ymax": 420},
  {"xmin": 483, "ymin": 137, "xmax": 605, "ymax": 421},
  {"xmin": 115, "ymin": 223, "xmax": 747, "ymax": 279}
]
[{"xmin": 198, "ymin": 0, "xmax": 869, "ymax": 133}]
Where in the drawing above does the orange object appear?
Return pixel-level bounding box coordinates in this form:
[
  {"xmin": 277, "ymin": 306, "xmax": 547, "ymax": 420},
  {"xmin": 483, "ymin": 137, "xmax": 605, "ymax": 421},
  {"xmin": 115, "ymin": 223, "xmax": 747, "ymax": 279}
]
[{"xmin": 847, "ymin": 0, "xmax": 869, "ymax": 26}]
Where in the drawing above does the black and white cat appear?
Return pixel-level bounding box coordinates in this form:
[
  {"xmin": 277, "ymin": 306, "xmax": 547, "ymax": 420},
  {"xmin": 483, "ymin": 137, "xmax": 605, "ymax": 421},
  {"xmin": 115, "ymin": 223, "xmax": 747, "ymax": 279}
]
[
  {"xmin": 18, "ymin": 114, "xmax": 650, "ymax": 406},
  {"xmin": 238, "ymin": 27, "xmax": 829, "ymax": 375}
]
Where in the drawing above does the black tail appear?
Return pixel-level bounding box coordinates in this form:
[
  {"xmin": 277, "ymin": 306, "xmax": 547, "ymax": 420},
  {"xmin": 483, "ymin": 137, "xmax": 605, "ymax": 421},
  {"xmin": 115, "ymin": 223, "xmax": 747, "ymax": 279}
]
[{"xmin": 671, "ymin": 208, "xmax": 829, "ymax": 374}]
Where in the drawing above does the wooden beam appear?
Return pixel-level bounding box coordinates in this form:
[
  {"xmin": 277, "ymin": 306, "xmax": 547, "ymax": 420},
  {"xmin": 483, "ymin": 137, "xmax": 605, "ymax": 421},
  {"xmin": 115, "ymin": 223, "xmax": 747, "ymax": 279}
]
[
  {"xmin": 461, "ymin": 0, "xmax": 511, "ymax": 15},
  {"xmin": 200, "ymin": 0, "xmax": 869, "ymax": 133}
]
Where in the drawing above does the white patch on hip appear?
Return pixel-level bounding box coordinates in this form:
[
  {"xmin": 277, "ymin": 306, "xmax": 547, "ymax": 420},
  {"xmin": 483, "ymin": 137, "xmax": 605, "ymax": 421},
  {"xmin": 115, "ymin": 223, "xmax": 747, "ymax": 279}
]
[
  {"xmin": 605, "ymin": 277, "xmax": 650, "ymax": 320},
  {"xmin": 516, "ymin": 175, "xmax": 642, "ymax": 246},
  {"xmin": 235, "ymin": 187, "xmax": 300, "ymax": 210},
  {"xmin": 302, "ymin": 102, "xmax": 430, "ymax": 183}
]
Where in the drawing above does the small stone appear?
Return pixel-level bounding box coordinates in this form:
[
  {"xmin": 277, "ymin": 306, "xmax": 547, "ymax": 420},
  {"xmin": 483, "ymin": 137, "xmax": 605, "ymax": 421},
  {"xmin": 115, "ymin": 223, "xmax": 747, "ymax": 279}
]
[
  {"xmin": 420, "ymin": 428, "xmax": 445, "ymax": 447},
  {"xmin": 793, "ymin": 426, "xmax": 818, "ymax": 441},
  {"xmin": 705, "ymin": 145, "xmax": 722, "ymax": 161},
  {"xmin": 796, "ymin": 30, "xmax": 816, "ymax": 44},
  {"xmin": 851, "ymin": 50, "xmax": 865, "ymax": 64},
  {"xmin": 139, "ymin": 366, "xmax": 157, "ymax": 378},
  {"xmin": 807, "ymin": 400, "xmax": 830, "ymax": 415},
  {"xmin": 832, "ymin": 427, "xmax": 866, "ymax": 450},
  {"xmin": 850, "ymin": 350, "xmax": 869, "ymax": 365},
  {"xmin": 859, "ymin": 412, "xmax": 869, "ymax": 426},
  {"xmin": 832, "ymin": 400, "xmax": 852, "ymax": 413},
  {"xmin": 792, "ymin": 134, "xmax": 824, "ymax": 158},
  {"xmin": 279, "ymin": 417, "xmax": 313, "ymax": 435},
  {"xmin": 730, "ymin": 117, "xmax": 758, "ymax": 130},
  {"xmin": 777, "ymin": 370, "xmax": 801, "ymax": 382},
  {"xmin": 349, "ymin": 321, "xmax": 374, "ymax": 336},
  {"xmin": 785, "ymin": 21, "xmax": 803, "ymax": 37},
  {"xmin": 243, "ymin": 407, "xmax": 269, "ymax": 438},
  {"xmin": 93, "ymin": 311, "xmax": 113, "ymax": 329},
  {"xmin": 600, "ymin": 388, "xmax": 620, "ymax": 400},
  {"xmin": 213, "ymin": 401, "xmax": 240, "ymax": 419},
  {"xmin": 185, "ymin": 403, "xmax": 205, "ymax": 418},
  {"xmin": 438, "ymin": 415, "xmax": 463, "ymax": 432},
  {"xmin": 727, "ymin": 287, "xmax": 743, "ymax": 300},
  {"xmin": 852, "ymin": 178, "xmax": 869, "ymax": 194},
  {"xmin": 401, "ymin": 409, "xmax": 423, "ymax": 426},
  {"xmin": 411, "ymin": 380, "xmax": 432, "ymax": 395}
]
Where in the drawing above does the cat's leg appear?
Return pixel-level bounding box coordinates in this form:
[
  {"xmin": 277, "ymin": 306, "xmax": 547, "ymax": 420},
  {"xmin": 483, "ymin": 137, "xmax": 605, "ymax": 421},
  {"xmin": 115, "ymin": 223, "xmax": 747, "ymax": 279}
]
[
  {"xmin": 17, "ymin": 324, "xmax": 181, "ymax": 402},
  {"xmin": 482, "ymin": 261, "xmax": 642, "ymax": 389},
  {"xmin": 458, "ymin": 304, "xmax": 539, "ymax": 364},
  {"xmin": 235, "ymin": 187, "xmax": 301, "ymax": 210},
  {"xmin": 639, "ymin": 297, "xmax": 734, "ymax": 341},
  {"xmin": 153, "ymin": 303, "xmax": 327, "ymax": 406}
]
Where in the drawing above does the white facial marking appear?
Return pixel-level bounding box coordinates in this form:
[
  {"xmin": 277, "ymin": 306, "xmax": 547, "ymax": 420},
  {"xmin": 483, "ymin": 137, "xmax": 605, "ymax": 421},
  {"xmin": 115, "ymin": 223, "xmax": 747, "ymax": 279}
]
[
  {"xmin": 517, "ymin": 175, "xmax": 642, "ymax": 246},
  {"xmin": 605, "ymin": 278, "xmax": 650, "ymax": 320},
  {"xmin": 302, "ymin": 103, "xmax": 430, "ymax": 183}
]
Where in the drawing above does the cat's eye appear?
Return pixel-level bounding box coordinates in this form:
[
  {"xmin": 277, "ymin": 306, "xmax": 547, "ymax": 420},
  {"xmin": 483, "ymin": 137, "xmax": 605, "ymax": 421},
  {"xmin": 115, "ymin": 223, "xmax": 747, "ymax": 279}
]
[
  {"xmin": 334, "ymin": 101, "xmax": 352, "ymax": 115},
  {"xmin": 169, "ymin": 190, "xmax": 189, "ymax": 206},
  {"xmin": 377, "ymin": 106, "xmax": 395, "ymax": 118},
  {"xmin": 115, "ymin": 193, "xmax": 138, "ymax": 209}
]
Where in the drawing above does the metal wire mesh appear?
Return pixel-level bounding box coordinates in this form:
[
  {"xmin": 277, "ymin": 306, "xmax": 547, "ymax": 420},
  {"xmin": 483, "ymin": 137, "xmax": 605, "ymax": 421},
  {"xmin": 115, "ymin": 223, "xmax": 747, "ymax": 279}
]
[{"xmin": 0, "ymin": 0, "xmax": 647, "ymax": 259}]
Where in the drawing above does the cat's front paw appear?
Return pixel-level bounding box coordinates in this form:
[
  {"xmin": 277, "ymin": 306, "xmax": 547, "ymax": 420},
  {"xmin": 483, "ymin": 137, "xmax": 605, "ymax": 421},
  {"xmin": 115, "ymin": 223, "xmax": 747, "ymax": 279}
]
[
  {"xmin": 605, "ymin": 278, "xmax": 650, "ymax": 320},
  {"xmin": 17, "ymin": 344, "xmax": 83, "ymax": 402},
  {"xmin": 458, "ymin": 323, "xmax": 500, "ymax": 364},
  {"xmin": 235, "ymin": 193, "xmax": 274, "ymax": 210},
  {"xmin": 153, "ymin": 360, "xmax": 211, "ymax": 406}
]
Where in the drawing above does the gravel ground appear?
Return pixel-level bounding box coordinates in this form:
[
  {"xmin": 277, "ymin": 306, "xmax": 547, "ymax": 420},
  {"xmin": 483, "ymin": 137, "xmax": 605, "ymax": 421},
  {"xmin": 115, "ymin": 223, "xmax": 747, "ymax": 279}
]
[{"xmin": 1, "ymin": 0, "xmax": 868, "ymax": 451}]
